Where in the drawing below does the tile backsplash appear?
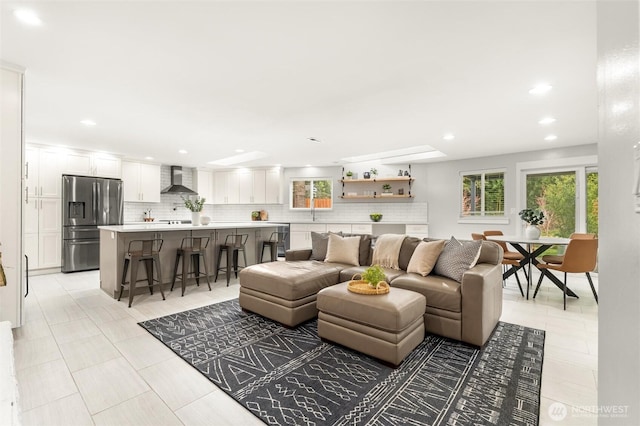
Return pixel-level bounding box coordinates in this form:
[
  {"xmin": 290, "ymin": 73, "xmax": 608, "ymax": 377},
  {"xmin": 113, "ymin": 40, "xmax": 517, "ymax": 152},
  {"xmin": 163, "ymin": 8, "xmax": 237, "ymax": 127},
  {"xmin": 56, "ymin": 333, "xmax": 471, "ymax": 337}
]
[{"xmin": 124, "ymin": 166, "xmax": 428, "ymax": 224}]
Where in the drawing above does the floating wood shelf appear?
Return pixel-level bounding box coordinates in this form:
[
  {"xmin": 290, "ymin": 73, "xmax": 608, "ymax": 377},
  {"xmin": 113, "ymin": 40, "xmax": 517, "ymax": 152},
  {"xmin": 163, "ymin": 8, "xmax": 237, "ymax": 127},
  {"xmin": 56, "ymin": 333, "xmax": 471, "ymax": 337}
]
[{"xmin": 341, "ymin": 195, "xmax": 414, "ymax": 199}]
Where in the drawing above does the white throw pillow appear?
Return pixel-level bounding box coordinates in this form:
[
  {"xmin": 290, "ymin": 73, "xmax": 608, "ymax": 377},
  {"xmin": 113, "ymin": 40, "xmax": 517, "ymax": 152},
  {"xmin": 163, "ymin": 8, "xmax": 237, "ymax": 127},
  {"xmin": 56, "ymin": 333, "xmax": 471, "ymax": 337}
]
[
  {"xmin": 325, "ymin": 234, "xmax": 361, "ymax": 266},
  {"xmin": 407, "ymin": 240, "xmax": 446, "ymax": 276}
]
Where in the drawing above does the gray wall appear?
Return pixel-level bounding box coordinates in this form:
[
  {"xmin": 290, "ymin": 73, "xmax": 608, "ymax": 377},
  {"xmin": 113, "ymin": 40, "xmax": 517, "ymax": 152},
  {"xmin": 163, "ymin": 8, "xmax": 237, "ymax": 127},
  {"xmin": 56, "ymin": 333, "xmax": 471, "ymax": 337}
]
[
  {"xmin": 423, "ymin": 144, "xmax": 597, "ymax": 239},
  {"xmin": 597, "ymin": 1, "xmax": 640, "ymax": 423}
]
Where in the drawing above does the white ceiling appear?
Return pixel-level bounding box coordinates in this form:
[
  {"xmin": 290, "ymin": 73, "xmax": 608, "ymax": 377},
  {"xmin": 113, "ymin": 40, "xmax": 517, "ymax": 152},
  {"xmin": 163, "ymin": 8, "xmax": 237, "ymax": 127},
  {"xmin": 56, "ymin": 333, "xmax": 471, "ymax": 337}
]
[{"xmin": 1, "ymin": 1, "xmax": 598, "ymax": 169}]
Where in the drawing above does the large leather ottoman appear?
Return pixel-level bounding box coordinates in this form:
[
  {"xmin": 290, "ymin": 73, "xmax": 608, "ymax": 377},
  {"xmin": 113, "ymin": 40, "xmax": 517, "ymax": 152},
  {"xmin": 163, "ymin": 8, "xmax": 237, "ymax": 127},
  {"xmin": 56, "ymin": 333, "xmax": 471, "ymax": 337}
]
[
  {"xmin": 317, "ymin": 282, "xmax": 426, "ymax": 366},
  {"xmin": 239, "ymin": 260, "xmax": 345, "ymax": 327}
]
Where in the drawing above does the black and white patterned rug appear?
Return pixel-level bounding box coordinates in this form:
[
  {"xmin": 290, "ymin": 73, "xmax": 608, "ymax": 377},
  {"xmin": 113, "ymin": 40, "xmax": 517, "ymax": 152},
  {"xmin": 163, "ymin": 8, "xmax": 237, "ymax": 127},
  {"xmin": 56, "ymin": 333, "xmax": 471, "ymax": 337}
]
[{"xmin": 139, "ymin": 299, "xmax": 544, "ymax": 425}]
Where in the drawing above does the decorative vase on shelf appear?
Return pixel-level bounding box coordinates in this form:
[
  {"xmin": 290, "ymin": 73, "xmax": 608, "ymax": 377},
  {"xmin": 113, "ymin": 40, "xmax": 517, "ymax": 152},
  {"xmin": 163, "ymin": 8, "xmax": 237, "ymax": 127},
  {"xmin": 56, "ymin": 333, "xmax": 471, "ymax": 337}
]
[
  {"xmin": 525, "ymin": 225, "xmax": 541, "ymax": 240},
  {"xmin": 191, "ymin": 211, "xmax": 201, "ymax": 226}
]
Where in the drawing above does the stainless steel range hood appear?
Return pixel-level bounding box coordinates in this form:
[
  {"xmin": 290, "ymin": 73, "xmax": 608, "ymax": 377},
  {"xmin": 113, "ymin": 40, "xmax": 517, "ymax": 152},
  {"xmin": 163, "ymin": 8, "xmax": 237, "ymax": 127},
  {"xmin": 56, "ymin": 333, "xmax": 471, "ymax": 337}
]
[{"xmin": 161, "ymin": 166, "xmax": 198, "ymax": 195}]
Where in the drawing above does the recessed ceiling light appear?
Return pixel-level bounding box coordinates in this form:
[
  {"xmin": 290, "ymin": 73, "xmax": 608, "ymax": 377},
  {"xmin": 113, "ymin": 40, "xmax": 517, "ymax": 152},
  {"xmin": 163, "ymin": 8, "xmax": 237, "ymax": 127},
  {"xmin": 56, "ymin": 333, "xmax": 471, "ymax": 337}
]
[
  {"xmin": 80, "ymin": 119, "xmax": 96, "ymax": 126},
  {"xmin": 443, "ymin": 133, "xmax": 455, "ymax": 141},
  {"xmin": 308, "ymin": 138, "xmax": 321, "ymax": 143},
  {"xmin": 538, "ymin": 117, "xmax": 556, "ymax": 125},
  {"xmin": 529, "ymin": 84, "xmax": 552, "ymax": 95},
  {"xmin": 144, "ymin": 156, "xmax": 154, "ymax": 160},
  {"xmin": 14, "ymin": 9, "xmax": 42, "ymax": 26},
  {"xmin": 235, "ymin": 149, "xmax": 245, "ymax": 153},
  {"xmin": 178, "ymin": 149, "xmax": 188, "ymax": 154},
  {"xmin": 305, "ymin": 164, "xmax": 312, "ymax": 167},
  {"xmin": 544, "ymin": 135, "xmax": 558, "ymax": 141}
]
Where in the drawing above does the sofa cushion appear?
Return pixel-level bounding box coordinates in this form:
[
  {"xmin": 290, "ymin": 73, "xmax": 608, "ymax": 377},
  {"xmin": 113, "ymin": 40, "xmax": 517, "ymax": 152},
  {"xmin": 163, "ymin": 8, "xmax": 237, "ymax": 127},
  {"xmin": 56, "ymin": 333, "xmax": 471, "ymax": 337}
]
[
  {"xmin": 391, "ymin": 273, "xmax": 462, "ymax": 313},
  {"xmin": 239, "ymin": 261, "xmax": 343, "ymax": 300},
  {"xmin": 325, "ymin": 234, "xmax": 361, "ymax": 266},
  {"xmin": 310, "ymin": 231, "xmax": 343, "ymax": 260},
  {"xmin": 407, "ymin": 240, "xmax": 445, "ymax": 276},
  {"xmin": 398, "ymin": 236, "xmax": 422, "ymax": 271},
  {"xmin": 433, "ymin": 236, "xmax": 482, "ymax": 283},
  {"xmin": 344, "ymin": 233, "xmax": 373, "ymax": 266}
]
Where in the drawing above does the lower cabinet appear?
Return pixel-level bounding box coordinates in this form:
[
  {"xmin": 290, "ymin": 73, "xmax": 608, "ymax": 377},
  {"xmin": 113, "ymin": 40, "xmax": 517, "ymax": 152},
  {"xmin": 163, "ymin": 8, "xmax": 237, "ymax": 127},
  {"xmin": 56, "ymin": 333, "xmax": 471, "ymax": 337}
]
[{"xmin": 24, "ymin": 232, "xmax": 61, "ymax": 270}]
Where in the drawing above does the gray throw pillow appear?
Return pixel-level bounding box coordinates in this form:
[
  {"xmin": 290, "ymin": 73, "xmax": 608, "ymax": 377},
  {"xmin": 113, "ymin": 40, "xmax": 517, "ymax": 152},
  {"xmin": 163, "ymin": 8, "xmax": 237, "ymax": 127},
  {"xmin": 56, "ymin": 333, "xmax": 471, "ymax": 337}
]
[
  {"xmin": 310, "ymin": 232, "xmax": 330, "ymax": 260},
  {"xmin": 433, "ymin": 236, "xmax": 483, "ymax": 283}
]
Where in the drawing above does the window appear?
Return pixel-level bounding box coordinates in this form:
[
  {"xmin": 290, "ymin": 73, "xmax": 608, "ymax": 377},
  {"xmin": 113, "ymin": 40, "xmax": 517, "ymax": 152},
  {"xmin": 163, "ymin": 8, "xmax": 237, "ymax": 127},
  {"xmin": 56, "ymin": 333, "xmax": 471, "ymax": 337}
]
[
  {"xmin": 461, "ymin": 170, "xmax": 505, "ymax": 217},
  {"xmin": 290, "ymin": 178, "xmax": 333, "ymax": 209}
]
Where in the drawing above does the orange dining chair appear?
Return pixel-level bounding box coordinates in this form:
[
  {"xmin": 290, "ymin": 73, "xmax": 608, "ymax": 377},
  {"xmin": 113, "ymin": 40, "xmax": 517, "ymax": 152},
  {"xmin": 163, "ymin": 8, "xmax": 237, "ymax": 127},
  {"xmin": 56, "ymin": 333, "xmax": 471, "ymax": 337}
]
[
  {"xmin": 534, "ymin": 238, "xmax": 598, "ymax": 310},
  {"xmin": 472, "ymin": 233, "xmax": 524, "ymax": 297},
  {"xmin": 541, "ymin": 233, "xmax": 597, "ymax": 265}
]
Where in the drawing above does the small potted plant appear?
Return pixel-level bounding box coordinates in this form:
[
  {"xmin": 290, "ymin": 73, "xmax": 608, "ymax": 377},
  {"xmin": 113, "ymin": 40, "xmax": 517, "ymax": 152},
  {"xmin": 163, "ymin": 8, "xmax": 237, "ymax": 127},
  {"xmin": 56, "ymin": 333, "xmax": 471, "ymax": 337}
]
[
  {"xmin": 182, "ymin": 196, "xmax": 206, "ymax": 225},
  {"xmin": 519, "ymin": 208, "xmax": 545, "ymax": 240},
  {"xmin": 370, "ymin": 168, "xmax": 378, "ymax": 178},
  {"xmin": 251, "ymin": 211, "xmax": 261, "ymax": 221},
  {"xmin": 345, "ymin": 170, "xmax": 353, "ymax": 180},
  {"xmin": 382, "ymin": 183, "xmax": 392, "ymax": 194},
  {"xmin": 361, "ymin": 264, "xmax": 386, "ymax": 289}
]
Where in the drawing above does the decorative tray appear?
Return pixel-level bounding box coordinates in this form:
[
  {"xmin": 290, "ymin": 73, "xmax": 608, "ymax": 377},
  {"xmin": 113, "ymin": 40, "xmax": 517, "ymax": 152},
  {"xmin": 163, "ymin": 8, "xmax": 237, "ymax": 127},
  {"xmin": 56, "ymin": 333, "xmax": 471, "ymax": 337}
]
[{"xmin": 347, "ymin": 280, "xmax": 390, "ymax": 295}]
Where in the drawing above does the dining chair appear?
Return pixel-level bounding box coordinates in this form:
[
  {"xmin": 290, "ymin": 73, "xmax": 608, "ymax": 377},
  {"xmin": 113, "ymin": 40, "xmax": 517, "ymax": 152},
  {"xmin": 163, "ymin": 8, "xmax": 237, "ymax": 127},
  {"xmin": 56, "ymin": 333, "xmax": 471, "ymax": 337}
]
[
  {"xmin": 534, "ymin": 238, "xmax": 598, "ymax": 310},
  {"xmin": 472, "ymin": 233, "xmax": 524, "ymax": 296},
  {"xmin": 541, "ymin": 233, "xmax": 597, "ymax": 265}
]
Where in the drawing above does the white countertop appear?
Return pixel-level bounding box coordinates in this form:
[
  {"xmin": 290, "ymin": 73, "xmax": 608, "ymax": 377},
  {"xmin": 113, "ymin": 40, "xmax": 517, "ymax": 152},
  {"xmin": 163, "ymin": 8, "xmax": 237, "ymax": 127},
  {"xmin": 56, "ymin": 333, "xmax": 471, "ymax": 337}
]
[{"xmin": 100, "ymin": 222, "xmax": 288, "ymax": 233}]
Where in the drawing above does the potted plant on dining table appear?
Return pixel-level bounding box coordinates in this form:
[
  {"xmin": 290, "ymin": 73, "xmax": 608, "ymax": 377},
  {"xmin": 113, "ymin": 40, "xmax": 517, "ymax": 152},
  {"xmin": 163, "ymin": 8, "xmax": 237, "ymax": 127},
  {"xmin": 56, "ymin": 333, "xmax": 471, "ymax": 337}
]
[{"xmin": 519, "ymin": 208, "xmax": 545, "ymax": 240}]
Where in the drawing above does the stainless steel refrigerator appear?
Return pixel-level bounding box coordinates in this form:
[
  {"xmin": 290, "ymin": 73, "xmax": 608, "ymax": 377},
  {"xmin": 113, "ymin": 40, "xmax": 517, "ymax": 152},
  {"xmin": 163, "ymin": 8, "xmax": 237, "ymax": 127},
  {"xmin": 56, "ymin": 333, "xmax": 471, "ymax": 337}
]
[{"xmin": 62, "ymin": 175, "xmax": 123, "ymax": 273}]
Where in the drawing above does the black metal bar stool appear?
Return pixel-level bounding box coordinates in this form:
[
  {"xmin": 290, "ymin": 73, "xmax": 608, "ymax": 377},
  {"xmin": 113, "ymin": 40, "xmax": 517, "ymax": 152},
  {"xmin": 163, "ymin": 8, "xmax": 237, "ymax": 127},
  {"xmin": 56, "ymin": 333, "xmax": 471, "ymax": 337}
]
[
  {"xmin": 214, "ymin": 234, "xmax": 248, "ymax": 286},
  {"xmin": 171, "ymin": 237, "xmax": 211, "ymax": 296},
  {"xmin": 260, "ymin": 231, "xmax": 288, "ymax": 263},
  {"xmin": 118, "ymin": 239, "xmax": 165, "ymax": 308}
]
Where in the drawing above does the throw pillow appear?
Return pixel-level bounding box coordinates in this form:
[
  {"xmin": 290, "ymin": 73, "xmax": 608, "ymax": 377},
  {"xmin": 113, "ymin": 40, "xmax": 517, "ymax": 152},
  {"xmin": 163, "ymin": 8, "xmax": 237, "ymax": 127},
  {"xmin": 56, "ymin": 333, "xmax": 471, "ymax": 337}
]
[
  {"xmin": 310, "ymin": 232, "xmax": 330, "ymax": 260},
  {"xmin": 325, "ymin": 234, "xmax": 361, "ymax": 266},
  {"xmin": 344, "ymin": 233, "xmax": 373, "ymax": 266},
  {"xmin": 398, "ymin": 236, "xmax": 422, "ymax": 271},
  {"xmin": 433, "ymin": 236, "xmax": 483, "ymax": 282},
  {"xmin": 407, "ymin": 240, "xmax": 446, "ymax": 276}
]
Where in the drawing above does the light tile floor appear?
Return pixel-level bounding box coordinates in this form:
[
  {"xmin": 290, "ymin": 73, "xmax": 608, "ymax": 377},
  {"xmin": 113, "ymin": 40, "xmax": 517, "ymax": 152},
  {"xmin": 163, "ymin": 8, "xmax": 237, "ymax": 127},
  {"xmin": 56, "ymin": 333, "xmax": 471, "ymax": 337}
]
[{"xmin": 14, "ymin": 269, "xmax": 598, "ymax": 425}]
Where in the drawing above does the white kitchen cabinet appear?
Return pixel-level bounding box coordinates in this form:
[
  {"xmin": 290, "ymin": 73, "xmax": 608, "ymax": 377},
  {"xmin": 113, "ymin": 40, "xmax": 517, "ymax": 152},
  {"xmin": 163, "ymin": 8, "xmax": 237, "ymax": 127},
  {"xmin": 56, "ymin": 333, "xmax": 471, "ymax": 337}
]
[
  {"xmin": 265, "ymin": 168, "xmax": 282, "ymax": 204},
  {"xmin": 64, "ymin": 151, "xmax": 93, "ymax": 176},
  {"xmin": 194, "ymin": 170, "xmax": 214, "ymax": 204},
  {"xmin": 289, "ymin": 223, "xmax": 327, "ymax": 250},
  {"xmin": 39, "ymin": 232, "xmax": 62, "ymax": 269},
  {"xmin": 63, "ymin": 151, "xmax": 121, "ymax": 178},
  {"xmin": 91, "ymin": 154, "xmax": 121, "ymax": 178},
  {"xmin": 23, "ymin": 198, "xmax": 61, "ymax": 269},
  {"xmin": 326, "ymin": 223, "xmax": 352, "ymax": 233},
  {"xmin": 238, "ymin": 169, "xmax": 266, "ymax": 204},
  {"xmin": 122, "ymin": 161, "xmax": 161, "ymax": 202},
  {"xmin": 25, "ymin": 146, "xmax": 63, "ymax": 198},
  {"xmin": 405, "ymin": 224, "xmax": 429, "ymax": 239},
  {"xmin": 213, "ymin": 171, "xmax": 240, "ymax": 204},
  {"xmin": 214, "ymin": 168, "xmax": 282, "ymax": 205},
  {"xmin": 351, "ymin": 223, "xmax": 373, "ymax": 234}
]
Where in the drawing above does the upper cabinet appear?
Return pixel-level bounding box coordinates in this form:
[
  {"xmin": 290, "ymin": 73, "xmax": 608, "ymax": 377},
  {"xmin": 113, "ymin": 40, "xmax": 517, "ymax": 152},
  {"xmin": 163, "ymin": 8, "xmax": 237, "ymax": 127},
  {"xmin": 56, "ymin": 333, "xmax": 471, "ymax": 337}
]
[
  {"xmin": 63, "ymin": 151, "xmax": 121, "ymax": 178},
  {"xmin": 194, "ymin": 169, "xmax": 214, "ymax": 205},
  {"xmin": 213, "ymin": 168, "xmax": 282, "ymax": 205},
  {"xmin": 25, "ymin": 146, "xmax": 64, "ymax": 198},
  {"xmin": 121, "ymin": 161, "xmax": 161, "ymax": 203}
]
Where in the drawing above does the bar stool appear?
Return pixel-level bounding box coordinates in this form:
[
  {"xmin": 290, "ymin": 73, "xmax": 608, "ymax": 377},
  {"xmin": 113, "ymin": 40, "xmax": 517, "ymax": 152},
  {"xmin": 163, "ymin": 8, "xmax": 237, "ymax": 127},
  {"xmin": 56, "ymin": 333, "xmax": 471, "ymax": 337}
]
[
  {"xmin": 118, "ymin": 239, "xmax": 165, "ymax": 308},
  {"xmin": 260, "ymin": 231, "xmax": 288, "ymax": 263},
  {"xmin": 171, "ymin": 237, "xmax": 212, "ymax": 296},
  {"xmin": 214, "ymin": 234, "xmax": 248, "ymax": 286}
]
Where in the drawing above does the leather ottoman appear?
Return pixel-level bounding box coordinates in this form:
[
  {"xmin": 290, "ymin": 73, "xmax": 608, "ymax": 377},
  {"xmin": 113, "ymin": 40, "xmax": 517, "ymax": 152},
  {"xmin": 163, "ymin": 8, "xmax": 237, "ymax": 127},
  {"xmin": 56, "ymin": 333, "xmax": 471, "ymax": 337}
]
[
  {"xmin": 317, "ymin": 282, "xmax": 426, "ymax": 366},
  {"xmin": 239, "ymin": 260, "xmax": 344, "ymax": 327}
]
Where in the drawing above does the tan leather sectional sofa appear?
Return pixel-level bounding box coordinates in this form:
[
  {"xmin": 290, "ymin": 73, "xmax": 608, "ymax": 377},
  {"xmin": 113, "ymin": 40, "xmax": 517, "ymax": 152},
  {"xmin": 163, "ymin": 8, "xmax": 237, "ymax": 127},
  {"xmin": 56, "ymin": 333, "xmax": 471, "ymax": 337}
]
[{"xmin": 239, "ymin": 235, "xmax": 504, "ymax": 347}]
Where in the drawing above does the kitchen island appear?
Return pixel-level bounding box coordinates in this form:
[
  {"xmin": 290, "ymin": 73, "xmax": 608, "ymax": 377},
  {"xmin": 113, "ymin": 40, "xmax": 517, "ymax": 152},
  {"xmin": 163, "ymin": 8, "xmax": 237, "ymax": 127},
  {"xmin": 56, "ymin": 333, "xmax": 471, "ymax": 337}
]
[{"xmin": 98, "ymin": 222, "xmax": 287, "ymax": 299}]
